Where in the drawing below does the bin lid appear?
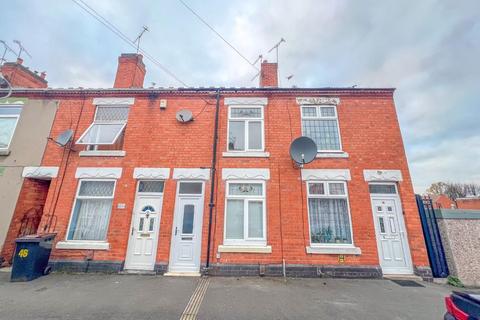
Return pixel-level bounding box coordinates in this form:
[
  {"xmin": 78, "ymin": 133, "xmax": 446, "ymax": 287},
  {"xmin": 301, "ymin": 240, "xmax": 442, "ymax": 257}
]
[{"xmin": 15, "ymin": 233, "xmax": 56, "ymax": 243}]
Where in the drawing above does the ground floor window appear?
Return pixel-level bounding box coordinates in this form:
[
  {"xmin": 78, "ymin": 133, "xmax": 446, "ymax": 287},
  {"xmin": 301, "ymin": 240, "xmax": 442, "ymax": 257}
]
[
  {"xmin": 67, "ymin": 179, "xmax": 116, "ymax": 241},
  {"xmin": 307, "ymin": 181, "xmax": 353, "ymax": 245},
  {"xmin": 224, "ymin": 181, "xmax": 266, "ymax": 245}
]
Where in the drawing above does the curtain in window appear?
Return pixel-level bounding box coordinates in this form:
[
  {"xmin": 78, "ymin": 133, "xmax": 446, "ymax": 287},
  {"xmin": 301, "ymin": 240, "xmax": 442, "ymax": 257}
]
[
  {"xmin": 248, "ymin": 201, "xmax": 263, "ymax": 238},
  {"xmin": 308, "ymin": 198, "xmax": 352, "ymax": 244},
  {"xmin": 69, "ymin": 199, "xmax": 112, "ymax": 240},
  {"xmin": 226, "ymin": 199, "xmax": 244, "ymax": 239},
  {"xmin": 0, "ymin": 118, "xmax": 17, "ymax": 148}
]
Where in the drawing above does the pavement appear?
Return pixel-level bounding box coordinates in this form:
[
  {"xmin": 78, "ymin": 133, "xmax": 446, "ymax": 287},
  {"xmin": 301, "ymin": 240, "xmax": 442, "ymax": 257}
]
[{"xmin": 0, "ymin": 270, "xmax": 464, "ymax": 320}]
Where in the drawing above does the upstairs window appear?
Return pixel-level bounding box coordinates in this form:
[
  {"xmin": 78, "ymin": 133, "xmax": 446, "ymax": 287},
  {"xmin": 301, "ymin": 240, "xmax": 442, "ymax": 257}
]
[
  {"xmin": 0, "ymin": 107, "xmax": 22, "ymax": 150},
  {"xmin": 76, "ymin": 105, "xmax": 129, "ymax": 149},
  {"xmin": 301, "ymin": 105, "xmax": 342, "ymax": 151},
  {"xmin": 228, "ymin": 106, "xmax": 264, "ymax": 152}
]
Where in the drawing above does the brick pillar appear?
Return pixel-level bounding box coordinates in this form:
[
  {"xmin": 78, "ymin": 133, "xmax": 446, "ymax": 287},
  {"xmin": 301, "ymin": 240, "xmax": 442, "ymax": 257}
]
[{"xmin": 0, "ymin": 179, "xmax": 50, "ymax": 265}]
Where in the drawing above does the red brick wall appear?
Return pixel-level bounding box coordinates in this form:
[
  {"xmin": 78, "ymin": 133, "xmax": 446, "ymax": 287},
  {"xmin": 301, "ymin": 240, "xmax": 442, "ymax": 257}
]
[
  {"xmin": 433, "ymin": 194, "xmax": 456, "ymax": 209},
  {"xmin": 457, "ymin": 198, "xmax": 480, "ymax": 210},
  {"xmin": 113, "ymin": 54, "xmax": 146, "ymax": 88},
  {"xmin": 0, "ymin": 60, "xmax": 48, "ymax": 88},
  {"xmin": 0, "ymin": 179, "xmax": 50, "ymax": 264},
  {"xmin": 260, "ymin": 62, "xmax": 278, "ymax": 87},
  {"xmin": 33, "ymin": 91, "xmax": 429, "ymax": 270}
]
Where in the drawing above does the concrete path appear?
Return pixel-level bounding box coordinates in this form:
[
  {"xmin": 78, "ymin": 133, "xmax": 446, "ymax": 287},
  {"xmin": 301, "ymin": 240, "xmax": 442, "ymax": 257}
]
[{"xmin": 0, "ymin": 271, "xmax": 460, "ymax": 319}]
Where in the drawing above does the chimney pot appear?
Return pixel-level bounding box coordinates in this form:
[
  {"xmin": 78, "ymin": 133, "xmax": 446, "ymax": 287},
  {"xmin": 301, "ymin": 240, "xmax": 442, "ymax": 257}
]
[
  {"xmin": 16, "ymin": 58, "xmax": 23, "ymax": 65},
  {"xmin": 40, "ymin": 71, "xmax": 47, "ymax": 79}
]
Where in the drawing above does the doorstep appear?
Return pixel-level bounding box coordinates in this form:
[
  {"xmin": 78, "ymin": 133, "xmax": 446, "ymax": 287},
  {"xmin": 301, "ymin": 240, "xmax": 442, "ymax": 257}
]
[
  {"xmin": 0, "ymin": 267, "xmax": 12, "ymax": 273},
  {"xmin": 383, "ymin": 274, "xmax": 423, "ymax": 281},
  {"xmin": 163, "ymin": 272, "xmax": 201, "ymax": 277},
  {"xmin": 119, "ymin": 269, "xmax": 156, "ymax": 276}
]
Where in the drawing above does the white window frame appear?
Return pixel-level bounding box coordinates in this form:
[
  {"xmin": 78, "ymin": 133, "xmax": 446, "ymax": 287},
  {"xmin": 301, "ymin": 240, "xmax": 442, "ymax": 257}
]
[
  {"xmin": 368, "ymin": 182, "xmax": 398, "ymax": 195},
  {"xmin": 300, "ymin": 105, "xmax": 343, "ymax": 152},
  {"xmin": 137, "ymin": 179, "xmax": 165, "ymax": 195},
  {"xmin": 76, "ymin": 105, "xmax": 129, "ymax": 147},
  {"xmin": 0, "ymin": 107, "xmax": 21, "ymax": 150},
  {"xmin": 224, "ymin": 180, "xmax": 267, "ymax": 246},
  {"xmin": 227, "ymin": 106, "xmax": 265, "ymax": 152},
  {"xmin": 65, "ymin": 178, "xmax": 117, "ymax": 243},
  {"xmin": 306, "ymin": 180, "xmax": 355, "ymax": 247}
]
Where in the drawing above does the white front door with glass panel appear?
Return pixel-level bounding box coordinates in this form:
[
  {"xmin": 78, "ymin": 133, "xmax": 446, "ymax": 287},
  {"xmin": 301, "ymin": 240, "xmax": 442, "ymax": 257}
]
[
  {"xmin": 125, "ymin": 181, "xmax": 165, "ymax": 271},
  {"xmin": 369, "ymin": 183, "xmax": 413, "ymax": 274},
  {"xmin": 169, "ymin": 182, "xmax": 205, "ymax": 273}
]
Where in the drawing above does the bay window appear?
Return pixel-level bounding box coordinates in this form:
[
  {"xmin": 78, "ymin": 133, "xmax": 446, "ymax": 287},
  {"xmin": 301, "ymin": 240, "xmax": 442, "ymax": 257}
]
[{"xmin": 224, "ymin": 181, "xmax": 266, "ymax": 245}]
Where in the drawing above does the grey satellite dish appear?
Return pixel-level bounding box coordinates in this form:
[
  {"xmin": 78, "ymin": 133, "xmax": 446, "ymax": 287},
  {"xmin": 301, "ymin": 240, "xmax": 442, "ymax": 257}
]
[
  {"xmin": 176, "ymin": 109, "xmax": 193, "ymax": 123},
  {"xmin": 289, "ymin": 136, "xmax": 317, "ymax": 166},
  {"xmin": 54, "ymin": 129, "xmax": 74, "ymax": 147}
]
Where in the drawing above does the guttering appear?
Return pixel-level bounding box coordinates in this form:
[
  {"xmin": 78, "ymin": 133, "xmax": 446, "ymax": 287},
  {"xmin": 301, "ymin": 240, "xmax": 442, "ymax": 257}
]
[
  {"xmin": 205, "ymin": 90, "xmax": 220, "ymax": 271},
  {"xmin": 2, "ymin": 87, "xmax": 396, "ymax": 98}
]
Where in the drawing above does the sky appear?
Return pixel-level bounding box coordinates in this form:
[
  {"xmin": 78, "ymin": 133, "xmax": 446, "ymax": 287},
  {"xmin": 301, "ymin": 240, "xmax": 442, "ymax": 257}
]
[{"xmin": 1, "ymin": 0, "xmax": 479, "ymax": 193}]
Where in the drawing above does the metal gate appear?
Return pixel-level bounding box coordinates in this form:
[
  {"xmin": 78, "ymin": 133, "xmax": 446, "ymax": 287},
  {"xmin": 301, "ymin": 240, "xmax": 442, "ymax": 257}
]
[{"xmin": 415, "ymin": 194, "xmax": 449, "ymax": 278}]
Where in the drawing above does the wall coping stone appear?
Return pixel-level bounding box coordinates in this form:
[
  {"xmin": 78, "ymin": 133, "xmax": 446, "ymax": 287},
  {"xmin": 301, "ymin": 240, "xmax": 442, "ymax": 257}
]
[{"xmin": 435, "ymin": 208, "xmax": 480, "ymax": 219}]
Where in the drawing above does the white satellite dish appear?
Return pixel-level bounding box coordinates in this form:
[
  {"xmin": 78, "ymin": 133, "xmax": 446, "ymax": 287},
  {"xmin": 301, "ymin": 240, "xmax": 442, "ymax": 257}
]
[
  {"xmin": 176, "ymin": 109, "xmax": 193, "ymax": 123},
  {"xmin": 54, "ymin": 129, "xmax": 74, "ymax": 147}
]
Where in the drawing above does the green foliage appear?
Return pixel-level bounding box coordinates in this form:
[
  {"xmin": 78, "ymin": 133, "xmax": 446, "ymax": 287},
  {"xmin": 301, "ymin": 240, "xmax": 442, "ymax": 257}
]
[{"xmin": 447, "ymin": 275, "xmax": 464, "ymax": 288}]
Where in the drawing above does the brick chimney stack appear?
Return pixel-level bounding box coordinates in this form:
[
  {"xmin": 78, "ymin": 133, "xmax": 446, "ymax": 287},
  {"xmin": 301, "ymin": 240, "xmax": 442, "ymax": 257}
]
[
  {"xmin": 114, "ymin": 53, "xmax": 146, "ymax": 88},
  {"xmin": 259, "ymin": 60, "xmax": 278, "ymax": 87},
  {"xmin": 0, "ymin": 58, "xmax": 48, "ymax": 88}
]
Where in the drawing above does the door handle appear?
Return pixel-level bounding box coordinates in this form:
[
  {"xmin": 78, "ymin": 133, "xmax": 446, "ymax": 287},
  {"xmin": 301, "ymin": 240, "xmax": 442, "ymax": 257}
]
[
  {"xmin": 131, "ymin": 227, "xmax": 134, "ymax": 236},
  {"xmin": 175, "ymin": 227, "xmax": 178, "ymax": 236}
]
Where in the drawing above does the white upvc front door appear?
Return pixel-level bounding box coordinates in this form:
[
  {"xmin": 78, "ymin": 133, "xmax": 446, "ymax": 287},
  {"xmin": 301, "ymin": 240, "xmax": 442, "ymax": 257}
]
[
  {"xmin": 370, "ymin": 184, "xmax": 413, "ymax": 275},
  {"xmin": 168, "ymin": 181, "xmax": 205, "ymax": 273},
  {"xmin": 125, "ymin": 181, "xmax": 164, "ymax": 271}
]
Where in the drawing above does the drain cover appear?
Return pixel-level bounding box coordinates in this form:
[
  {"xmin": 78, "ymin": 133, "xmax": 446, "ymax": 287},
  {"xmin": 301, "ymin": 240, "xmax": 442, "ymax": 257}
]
[{"xmin": 391, "ymin": 280, "xmax": 425, "ymax": 287}]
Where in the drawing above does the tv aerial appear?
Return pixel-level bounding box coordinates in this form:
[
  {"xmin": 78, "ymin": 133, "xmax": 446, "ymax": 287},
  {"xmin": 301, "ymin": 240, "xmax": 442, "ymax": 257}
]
[
  {"xmin": 13, "ymin": 40, "xmax": 32, "ymax": 60},
  {"xmin": 289, "ymin": 136, "xmax": 317, "ymax": 167},
  {"xmin": 0, "ymin": 40, "xmax": 17, "ymax": 65},
  {"xmin": 176, "ymin": 109, "xmax": 193, "ymax": 123},
  {"xmin": 52, "ymin": 129, "xmax": 74, "ymax": 147},
  {"xmin": 134, "ymin": 26, "xmax": 149, "ymax": 54}
]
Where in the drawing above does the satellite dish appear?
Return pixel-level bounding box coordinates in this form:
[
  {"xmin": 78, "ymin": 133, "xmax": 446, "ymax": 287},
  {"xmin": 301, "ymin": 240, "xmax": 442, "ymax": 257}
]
[
  {"xmin": 289, "ymin": 136, "xmax": 317, "ymax": 166},
  {"xmin": 54, "ymin": 129, "xmax": 74, "ymax": 147},
  {"xmin": 176, "ymin": 109, "xmax": 193, "ymax": 123}
]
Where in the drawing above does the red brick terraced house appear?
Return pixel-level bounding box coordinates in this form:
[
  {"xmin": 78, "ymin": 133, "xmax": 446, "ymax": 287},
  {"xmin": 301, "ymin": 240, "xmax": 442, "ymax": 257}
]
[{"xmin": 2, "ymin": 53, "xmax": 431, "ymax": 279}]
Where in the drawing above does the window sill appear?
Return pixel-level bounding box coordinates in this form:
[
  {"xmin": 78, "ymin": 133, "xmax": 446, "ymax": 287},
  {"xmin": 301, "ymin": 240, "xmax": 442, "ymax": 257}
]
[
  {"xmin": 0, "ymin": 149, "xmax": 11, "ymax": 156},
  {"xmin": 218, "ymin": 245, "xmax": 272, "ymax": 253},
  {"xmin": 316, "ymin": 152, "xmax": 349, "ymax": 159},
  {"xmin": 79, "ymin": 150, "xmax": 126, "ymax": 157},
  {"xmin": 306, "ymin": 245, "xmax": 361, "ymax": 255},
  {"xmin": 222, "ymin": 151, "xmax": 270, "ymax": 158},
  {"xmin": 56, "ymin": 241, "xmax": 110, "ymax": 250}
]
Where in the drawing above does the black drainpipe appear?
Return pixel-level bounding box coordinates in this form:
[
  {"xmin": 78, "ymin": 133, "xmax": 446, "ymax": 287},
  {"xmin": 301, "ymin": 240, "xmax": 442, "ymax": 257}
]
[{"xmin": 205, "ymin": 90, "xmax": 221, "ymax": 271}]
